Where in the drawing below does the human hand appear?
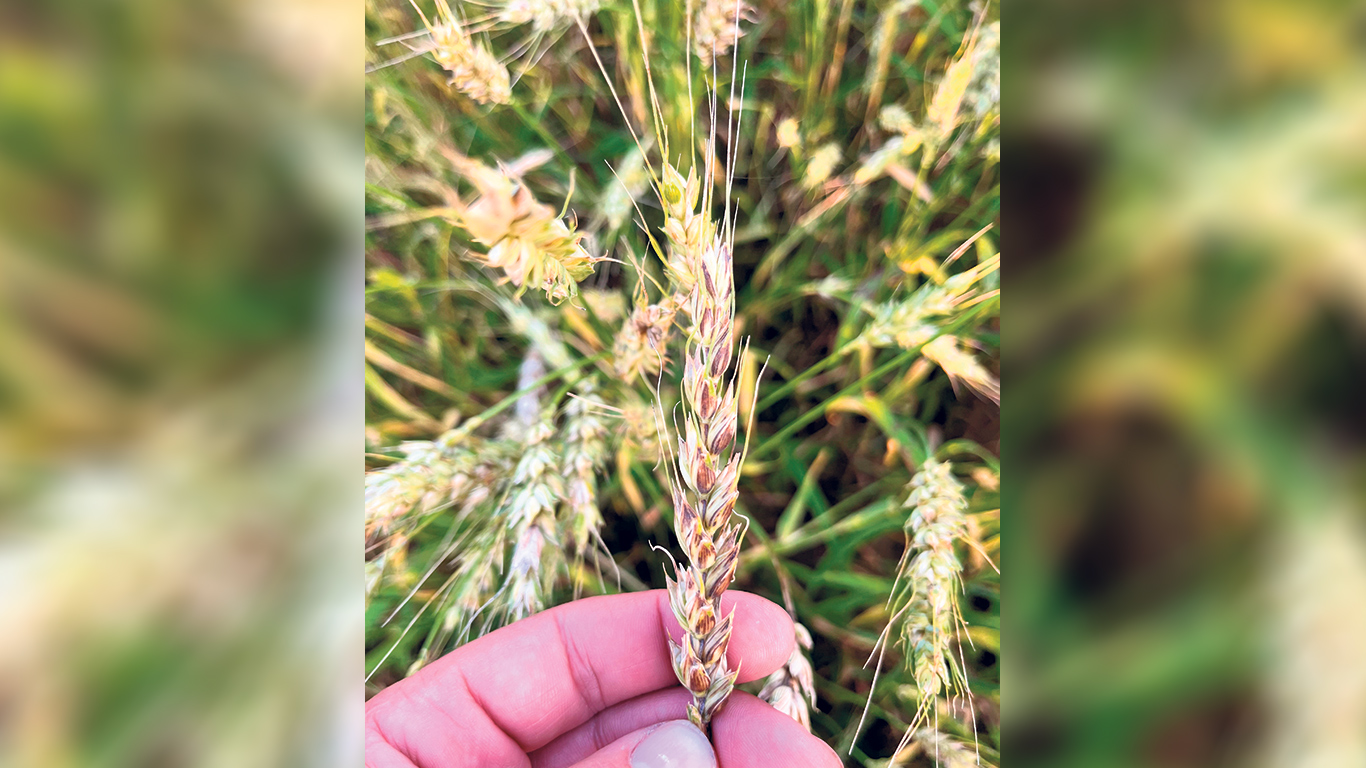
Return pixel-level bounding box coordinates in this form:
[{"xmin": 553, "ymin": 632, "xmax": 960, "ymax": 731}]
[{"xmin": 366, "ymin": 590, "xmax": 842, "ymax": 768}]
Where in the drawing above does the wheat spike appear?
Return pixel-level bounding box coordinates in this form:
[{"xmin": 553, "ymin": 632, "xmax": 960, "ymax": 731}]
[
  {"xmin": 693, "ymin": 0, "xmax": 754, "ymax": 67},
  {"xmin": 760, "ymin": 623, "xmax": 818, "ymax": 731},
  {"xmin": 560, "ymin": 382, "xmax": 610, "ymax": 552},
  {"xmin": 664, "ymin": 233, "xmax": 745, "ymax": 729},
  {"xmin": 860, "ymin": 253, "xmax": 999, "ymax": 351},
  {"xmin": 498, "ymin": 0, "xmax": 602, "ymax": 32},
  {"xmin": 408, "ymin": 0, "xmax": 512, "ymax": 104},
  {"xmin": 897, "ymin": 460, "xmax": 971, "ymax": 746}
]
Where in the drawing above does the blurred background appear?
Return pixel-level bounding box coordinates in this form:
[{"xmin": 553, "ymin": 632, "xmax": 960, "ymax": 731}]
[
  {"xmin": 1006, "ymin": 0, "xmax": 1366, "ymax": 766},
  {"xmin": 0, "ymin": 0, "xmax": 361, "ymax": 765}
]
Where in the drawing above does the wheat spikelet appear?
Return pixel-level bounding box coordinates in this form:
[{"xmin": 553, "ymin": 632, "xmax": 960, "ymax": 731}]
[
  {"xmin": 803, "ymin": 143, "xmax": 843, "ymax": 190},
  {"xmin": 693, "ymin": 0, "xmax": 753, "ymax": 66},
  {"xmin": 409, "ymin": 0, "xmax": 511, "ymax": 104},
  {"xmin": 760, "ymin": 623, "xmax": 817, "ymax": 731},
  {"xmin": 921, "ymin": 335, "xmax": 999, "ymax": 405},
  {"xmin": 612, "ymin": 297, "xmax": 679, "ymax": 379},
  {"xmin": 659, "ymin": 162, "xmax": 715, "ymax": 299},
  {"xmin": 664, "ymin": 234, "xmax": 745, "ymax": 729},
  {"xmin": 861, "ymin": 254, "xmax": 999, "ymax": 351},
  {"xmin": 444, "ymin": 152, "xmax": 601, "ymax": 303}
]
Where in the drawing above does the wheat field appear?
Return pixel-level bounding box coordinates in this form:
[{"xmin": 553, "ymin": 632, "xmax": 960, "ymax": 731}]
[{"xmin": 364, "ymin": 0, "xmax": 1000, "ymax": 763}]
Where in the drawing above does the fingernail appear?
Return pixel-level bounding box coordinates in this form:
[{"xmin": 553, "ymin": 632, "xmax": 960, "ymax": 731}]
[{"xmin": 630, "ymin": 720, "xmax": 716, "ymax": 768}]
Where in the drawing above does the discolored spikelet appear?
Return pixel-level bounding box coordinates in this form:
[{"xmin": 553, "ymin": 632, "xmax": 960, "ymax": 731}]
[
  {"xmin": 612, "ymin": 298, "xmax": 678, "ymax": 379},
  {"xmin": 444, "ymin": 152, "xmax": 601, "ymax": 303}
]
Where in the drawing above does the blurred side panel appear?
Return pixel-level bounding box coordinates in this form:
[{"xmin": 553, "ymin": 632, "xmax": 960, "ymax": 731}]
[
  {"xmin": 1005, "ymin": 0, "xmax": 1366, "ymax": 766},
  {"xmin": 0, "ymin": 0, "xmax": 362, "ymax": 765}
]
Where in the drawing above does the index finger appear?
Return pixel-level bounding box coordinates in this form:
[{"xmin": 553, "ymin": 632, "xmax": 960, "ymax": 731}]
[{"xmin": 365, "ymin": 590, "xmax": 794, "ymax": 768}]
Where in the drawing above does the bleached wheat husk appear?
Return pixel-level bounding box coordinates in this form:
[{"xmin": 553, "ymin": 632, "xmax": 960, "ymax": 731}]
[
  {"xmin": 885, "ymin": 729, "xmax": 977, "ymax": 768},
  {"xmin": 760, "ymin": 622, "xmax": 817, "ymax": 731},
  {"xmin": 443, "ymin": 152, "xmax": 601, "ymax": 303}
]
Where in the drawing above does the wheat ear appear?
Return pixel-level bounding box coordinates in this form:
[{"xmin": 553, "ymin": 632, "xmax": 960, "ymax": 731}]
[
  {"xmin": 759, "ymin": 622, "xmax": 818, "ymax": 731},
  {"xmin": 402, "ymin": 0, "xmax": 511, "ymax": 105},
  {"xmin": 897, "ymin": 459, "xmax": 972, "ymax": 752},
  {"xmin": 664, "ymin": 234, "xmax": 745, "ymax": 730}
]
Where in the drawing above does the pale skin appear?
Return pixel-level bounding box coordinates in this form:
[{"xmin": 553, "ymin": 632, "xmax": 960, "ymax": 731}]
[{"xmin": 366, "ymin": 590, "xmax": 843, "ymax": 768}]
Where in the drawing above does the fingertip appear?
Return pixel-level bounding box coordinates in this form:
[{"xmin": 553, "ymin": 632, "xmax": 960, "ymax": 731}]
[
  {"xmin": 712, "ymin": 692, "xmax": 841, "ymax": 768},
  {"xmin": 718, "ymin": 592, "xmax": 795, "ymax": 683}
]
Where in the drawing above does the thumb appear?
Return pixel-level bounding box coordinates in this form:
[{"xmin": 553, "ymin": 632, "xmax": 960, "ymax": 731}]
[{"xmin": 569, "ymin": 719, "xmax": 717, "ymax": 768}]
